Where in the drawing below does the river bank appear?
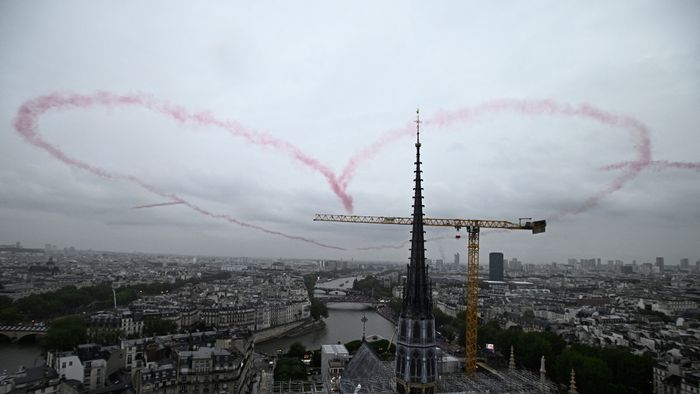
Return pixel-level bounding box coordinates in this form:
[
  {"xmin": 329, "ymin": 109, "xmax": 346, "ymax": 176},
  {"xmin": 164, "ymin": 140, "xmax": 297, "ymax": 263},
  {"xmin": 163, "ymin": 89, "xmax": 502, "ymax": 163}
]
[
  {"xmin": 375, "ymin": 304, "xmax": 398, "ymax": 324},
  {"xmin": 254, "ymin": 318, "xmax": 326, "ymax": 345}
]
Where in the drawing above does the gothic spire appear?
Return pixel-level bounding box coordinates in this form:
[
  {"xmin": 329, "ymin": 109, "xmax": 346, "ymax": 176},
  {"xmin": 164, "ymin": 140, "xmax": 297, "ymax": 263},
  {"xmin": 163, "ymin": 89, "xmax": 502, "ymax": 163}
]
[{"xmin": 404, "ymin": 109, "xmax": 431, "ymax": 318}]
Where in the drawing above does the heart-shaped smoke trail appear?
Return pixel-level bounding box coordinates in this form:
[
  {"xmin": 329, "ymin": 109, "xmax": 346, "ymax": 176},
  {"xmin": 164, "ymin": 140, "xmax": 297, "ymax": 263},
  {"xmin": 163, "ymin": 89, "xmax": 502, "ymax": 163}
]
[{"xmin": 17, "ymin": 92, "xmax": 695, "ymax": 251}]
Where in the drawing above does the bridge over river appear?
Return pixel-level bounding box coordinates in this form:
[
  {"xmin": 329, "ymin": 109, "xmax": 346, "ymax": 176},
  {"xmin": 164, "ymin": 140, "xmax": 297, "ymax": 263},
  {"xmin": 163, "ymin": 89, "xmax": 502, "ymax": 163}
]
[
  {"xmin": 318, "ymin": 294, "xmax": 376, "ymax": 306},
  {"xmin": 0, "ymin": 324, "xmax": 48, "ymax": 342}
]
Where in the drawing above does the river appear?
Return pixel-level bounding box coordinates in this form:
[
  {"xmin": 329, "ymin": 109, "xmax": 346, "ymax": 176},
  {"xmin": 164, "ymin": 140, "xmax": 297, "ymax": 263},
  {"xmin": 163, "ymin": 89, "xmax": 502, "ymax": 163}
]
[
  {"xmin": 256, "ymin": 275, "xmax": 394, "ymax": 354},
  {"xmin": 316, "ymin": 276, "xmax": 364, "ymax": 290},
  {"xmin": 0, "ymin": 343, "xmax": 44, "ymax": 373},
  {"xmin": 256, "ymin": 304, "xmax": 395, "ymax": 355}
]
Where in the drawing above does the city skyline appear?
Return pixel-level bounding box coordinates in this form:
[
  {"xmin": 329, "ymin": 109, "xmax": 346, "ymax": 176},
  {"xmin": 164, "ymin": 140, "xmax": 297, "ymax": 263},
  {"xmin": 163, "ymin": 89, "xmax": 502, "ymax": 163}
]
[
  {"xmin": 1, "ymin": 1, "xmax": 699, "ymax": 263},
  {"xmin": 3, "ymin": 240, "xmax": 697, "ymax": 269}
]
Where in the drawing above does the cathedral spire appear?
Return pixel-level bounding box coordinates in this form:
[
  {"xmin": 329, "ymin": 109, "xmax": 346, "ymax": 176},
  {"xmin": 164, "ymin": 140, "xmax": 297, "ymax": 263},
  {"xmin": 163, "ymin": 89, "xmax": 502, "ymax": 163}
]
[
  {"xmin": 395, "ymin": 110, "xmax": 437, "ymax": 394},
  {"xmin": 404, "ymin": 108, "xmax": 431, "ymax": 318}
]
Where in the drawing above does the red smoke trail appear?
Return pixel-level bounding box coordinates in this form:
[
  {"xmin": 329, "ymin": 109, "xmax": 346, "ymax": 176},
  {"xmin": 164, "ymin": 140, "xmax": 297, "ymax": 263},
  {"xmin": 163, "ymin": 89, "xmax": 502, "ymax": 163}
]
[
  {"xmin": 339, "ymin": 124, "xmax": 414, "ymax": 190},
  {"xmin": 15, "ymin": 92, "xmax": 353, "ymax": 212},
  {"xmin": 14, "ymin": 92, "xmax": 664, "ymax": 252},
  {"xmin": 426, "ymin": 100, "xmax": 652, "ymax": 217},
  {"xmin": 13, "ymin": 93, "xmax": 345, "ymax": 251},
  {"xmin": 356, "ymin": 235, "xmax": 451, "ymax": 251},
  {"xmin": 350, "ymin": 100, "xmax": 654, "ymax": 250},
  {"xmin": 342, "ymin": 100, "xmax": 652, "ymax": 220},
  {"xmin": 601, "ymin": 160, "xmax": 700, "ymax": 171},
  {"xmin": 132, "ymin": 201, "xmax": 185, "ymax": 209}
]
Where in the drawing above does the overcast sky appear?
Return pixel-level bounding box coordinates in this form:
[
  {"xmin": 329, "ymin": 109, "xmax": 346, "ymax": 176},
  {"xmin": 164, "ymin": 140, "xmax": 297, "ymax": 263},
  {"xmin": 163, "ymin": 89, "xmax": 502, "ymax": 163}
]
[{"xmin": 1, "ymin": 1, "xmax": 698, "ymax": 265}]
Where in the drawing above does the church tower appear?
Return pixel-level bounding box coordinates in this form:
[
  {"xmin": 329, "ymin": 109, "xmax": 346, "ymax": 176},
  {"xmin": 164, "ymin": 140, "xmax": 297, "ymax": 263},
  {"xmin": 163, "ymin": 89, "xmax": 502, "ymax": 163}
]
[{"xmin": 395, "ymin": 110, "xmax": 438, "ymax": 394}]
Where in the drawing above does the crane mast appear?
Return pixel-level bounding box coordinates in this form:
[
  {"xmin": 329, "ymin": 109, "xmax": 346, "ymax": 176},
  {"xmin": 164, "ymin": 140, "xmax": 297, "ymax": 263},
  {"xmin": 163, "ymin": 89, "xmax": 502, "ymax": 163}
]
[{"xmin": 314, "ymin": 213, "xmax": 545, "ymax": 374}]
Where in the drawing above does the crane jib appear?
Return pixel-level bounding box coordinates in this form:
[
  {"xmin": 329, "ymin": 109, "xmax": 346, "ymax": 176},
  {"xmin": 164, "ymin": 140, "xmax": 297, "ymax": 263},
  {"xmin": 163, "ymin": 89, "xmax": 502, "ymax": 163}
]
[{"xmin": 313, "ymin": 214, "xmax": 546, "ymax": 234}]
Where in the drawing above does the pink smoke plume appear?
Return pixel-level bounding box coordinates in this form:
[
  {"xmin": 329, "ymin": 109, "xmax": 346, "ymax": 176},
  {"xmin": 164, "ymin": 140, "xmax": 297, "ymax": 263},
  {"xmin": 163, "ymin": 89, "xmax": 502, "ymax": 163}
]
[
  {"xmin": 14, "ymin": 92, "xmax": 353, "ymax": 212},
  {"xmin": 15, "ymin": 92, "xmax": 673, "ymax": 251},
  {"xmin": 132, "ymin": 201, "xmax": 185, "ymax": 209},
  {"xmin": 600, "ymin": 160, "xmax": 700, "ymax": 172},
  {"xmin": 343, "ymin": 100, "xmax": 652, "ymax": 220},
  {"xmin": 13, "ymin": 93, "xmax": 345, "ymax": 251},
  {"xmin": 356, "ymin": 236, "xmax": 452, "ymax": 251},
  {"xmin": 350, "ymin": 100, "xmax": 655, "ymax": 249}
]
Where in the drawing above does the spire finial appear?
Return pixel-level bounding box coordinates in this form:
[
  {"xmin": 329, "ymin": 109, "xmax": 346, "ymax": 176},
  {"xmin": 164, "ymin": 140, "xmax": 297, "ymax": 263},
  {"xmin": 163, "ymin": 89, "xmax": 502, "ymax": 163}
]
[
  {"xmin": 509, "ymin": 345, "xmax": 516, "ymax": 370},
  {"xmin": 415, "ymin": 108, "xmax": 421, "ymax": 147},
  {"xmin": 569, "ymin": 369, "xmax": 578, "ymax": 394},
  {"xmin": 540, "ymin": 355, "xmax": 546, "ymax": 374}
]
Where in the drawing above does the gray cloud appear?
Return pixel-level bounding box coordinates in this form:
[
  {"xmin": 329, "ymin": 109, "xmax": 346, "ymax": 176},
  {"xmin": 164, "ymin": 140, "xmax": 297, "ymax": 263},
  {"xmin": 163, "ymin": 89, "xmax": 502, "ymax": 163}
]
[{"xmin": 1, "ymin": 0, "xmax": 698, "ymax": 264}]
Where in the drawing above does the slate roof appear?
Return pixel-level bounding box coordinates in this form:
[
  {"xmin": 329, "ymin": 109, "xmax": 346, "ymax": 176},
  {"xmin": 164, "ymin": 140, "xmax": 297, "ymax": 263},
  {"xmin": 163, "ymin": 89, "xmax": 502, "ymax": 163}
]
[{"xmin": 339, "ymin": 342, "xmax": 394, "ymax": 393}]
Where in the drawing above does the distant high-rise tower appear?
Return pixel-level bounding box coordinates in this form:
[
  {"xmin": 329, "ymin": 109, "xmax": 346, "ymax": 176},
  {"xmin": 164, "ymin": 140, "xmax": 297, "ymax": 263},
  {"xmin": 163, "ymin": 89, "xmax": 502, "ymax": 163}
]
[
  {"xmin": 680, "ymin": 258, "xmax": 689, "ymax": 269},
  {"xmin": 395, "ymin": 111, "xmax": 437, "ymax": 394},
  {"xmin": 656, "ymin": 257, "xmax": 665, "ymax": 272},
  {"xmin": 454, "ymin": 253, "xmax": 460, "ymax": 265},
  {"xmin": 489, "ymin": 252, "xmax": 505, "ymax": 281}
]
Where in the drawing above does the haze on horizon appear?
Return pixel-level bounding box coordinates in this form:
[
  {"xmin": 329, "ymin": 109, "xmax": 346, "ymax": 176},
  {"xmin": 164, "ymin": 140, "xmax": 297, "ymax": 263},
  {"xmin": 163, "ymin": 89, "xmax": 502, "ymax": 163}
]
[{"xmin": 1, "ymin": 1, "xmax": 698, "ymax": 265}]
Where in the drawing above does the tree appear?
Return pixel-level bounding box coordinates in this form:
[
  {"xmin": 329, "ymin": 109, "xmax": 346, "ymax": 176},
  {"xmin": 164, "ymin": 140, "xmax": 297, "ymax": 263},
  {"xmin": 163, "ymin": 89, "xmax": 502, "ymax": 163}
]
[
  {"xmin": 303, "ymin": 274, "xmax": 318, "ymax": 296},
  {"xmin": 477, "ymin": 320, "xmax": 500, "ymax": 349},
  {"xmin": 368, "ymin": 339, "xmax": 395, "ymax": 360},
  {"xmin": 0, "ymin": 306, "xmax": 21, "ymax": 324},
  {"xmin": 310, "ymin": 298, "xmax": 328, "ymax": 320},
  {"xmin": 466, "ymin": 319, "xmax": 652, "ymax": 393},
  {"xmin": 42, "ymin": 315, "xmax": 87, "ymax": 351},
  {"xmin": 89, "ymin": 328, "xmax": 122, "ymax": 346},
  {"xmin": 274, "ymin": 358, "xmax": 306, "ymax": 381},
  {"xmin": 554, "ymin": 349, "xmax": 616, "ymax": 394},
  {"xmin": 0, "ymin": 295, "xmax": 12, "ymax": 309},
  {"xmin": 441, "ymin": 326, "xmax": 455, "ymax": 342},
  {"xmin": 115, "ymin": 288, "xmax": 137, "ymax": 305},
  {"xmin": 143, "ymin": 317, "xmax": 178, "ymax": 336},
  {"xmin": 344, "ymin": 340, "xmax": 362, "ymax": 353},
  {"xmin": 286, "ymin": 342, "xmax": 307, "ymax": 359},
  {"xmin": 352, "ymin": 276, "xmax": 392, "ymax": 299}
]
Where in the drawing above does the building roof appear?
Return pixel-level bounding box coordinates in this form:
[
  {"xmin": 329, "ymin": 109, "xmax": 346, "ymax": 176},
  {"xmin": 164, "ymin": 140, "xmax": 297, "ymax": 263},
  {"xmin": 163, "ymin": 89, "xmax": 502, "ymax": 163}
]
[
  {"xmin": 321, "ymin": 344, "xmax": 349, "ymax": 356},
  {"xmin": 339, "ymin": 341, "xmax": 394, "ymax": 393}
]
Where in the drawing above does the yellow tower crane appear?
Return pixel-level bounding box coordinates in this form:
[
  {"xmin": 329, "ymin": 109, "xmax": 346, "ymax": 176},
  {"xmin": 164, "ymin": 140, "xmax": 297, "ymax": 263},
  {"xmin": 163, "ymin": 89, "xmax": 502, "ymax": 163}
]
[{"xmin": 313, "ymin": 213, "xmax": 546, "ymax": 375}]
